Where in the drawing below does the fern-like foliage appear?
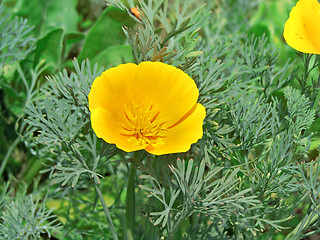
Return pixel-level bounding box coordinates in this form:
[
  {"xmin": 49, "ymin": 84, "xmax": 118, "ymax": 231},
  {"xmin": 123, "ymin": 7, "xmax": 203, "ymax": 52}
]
[
  {"xmin": 227, "ymin": 91, "xmax": 277, "ymax": 149},
  {"xmin": 285, "ymin": 159, "xmax": 320, "ymax": 240},
  {"xmin": 107, "ymin": 0, "xmax": 209, "ymax": 70},
  {"xmin": 16, "ymin": 0, "xmax": 320, "ymax": 239},
  {"xmin": 0, "ymin": 4, "xmax": 35, "ymax": 71},
  {"xmin": 0, "ymin": 194, "xmax": 59, "ymax": 240},
  {"xmin": 21, "ymin": 59, "xmax": 117, "ymax": 187},
  {"xmin": 139, "ymin": 159, "xmax": 260, "ymax": 237},
  {"xmin": 239, "ymin": 35, "xmax": 295, "ymax": 98},
  {"xmin": 284, "ymin": 86, "xmax": 315, "ymax": 138}
]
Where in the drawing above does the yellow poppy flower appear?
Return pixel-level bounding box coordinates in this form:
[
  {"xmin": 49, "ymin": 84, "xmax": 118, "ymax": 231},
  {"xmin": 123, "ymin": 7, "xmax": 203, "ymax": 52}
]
[
  {"xmin": 283, "ymin": 0, "xmax": 320, "ymax": 54},
  {"xmin": 88, "ymin": 61, "xmax": 206, "ymax": 155}
]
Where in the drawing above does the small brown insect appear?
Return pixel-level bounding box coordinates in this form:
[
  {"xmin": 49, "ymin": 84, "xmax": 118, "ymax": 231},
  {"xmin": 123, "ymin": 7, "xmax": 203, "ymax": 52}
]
[{"xmin": 130, "ymin": 7, "xmax": 141, "ymax": 20}]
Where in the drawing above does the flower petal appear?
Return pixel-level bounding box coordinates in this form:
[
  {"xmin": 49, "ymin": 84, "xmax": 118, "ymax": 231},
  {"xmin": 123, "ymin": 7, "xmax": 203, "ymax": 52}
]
[
  {"xmin": 89, "ymin": 61, "xmax": 206, "ymax": 155},
  {"xmin": 89, "ymin": 62, "xmax": 199, "ymax": 127},
  {"xmin": 88, "ymin": 63, "xmax": 138, "ymax": 116},
  {"xmin": 145, "ymin": 103, "xmax": 206, "ymax": 155},
  {"xmin": 133, "ymin": 62, "xmax": 199, "ymax": 127},
  {"xmin": 283, "ymin": 0, "xmax": 320, "ymax": 54},
  {"xmin": 90, "ymin": 107, "xmax": 147, "ymax": 152}
]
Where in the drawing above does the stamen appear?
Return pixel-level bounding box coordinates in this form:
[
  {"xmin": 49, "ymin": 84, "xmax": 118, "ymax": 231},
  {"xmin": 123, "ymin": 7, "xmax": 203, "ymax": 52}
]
[
  {"xmin": 120, "ymin": 102, "xmax": 167, "ymax": 147},
  {"xmin": 151, "ymin": 112, "xmax": 160, "ymax": 123}
]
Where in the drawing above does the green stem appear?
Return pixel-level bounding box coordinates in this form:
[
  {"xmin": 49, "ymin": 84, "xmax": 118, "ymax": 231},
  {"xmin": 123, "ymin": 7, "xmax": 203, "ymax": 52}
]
[
  {"xmin": 94, "ymin": 184, "xmax": 119, "ymax": 240},
  {"xmin": 0, "ymin": 136, "xmax": 20, "ymax": 180},
  {"xmin": 312, "ymin": 88, "xmax": 320, "ymax": 112},
  {"xmin": 234, "ymin": 221, "xmax": 240, "ymax": 240},
  {"xmin": 305, "ymin": 83, "xmax": 320, "ymax": 137},
  {"xmin": 167, "ymin": 211, "xmax": 188, "ymax": 239},
  {"xmin": 126, "ymin": 163, "xmax": 136, "ymax": 240}
]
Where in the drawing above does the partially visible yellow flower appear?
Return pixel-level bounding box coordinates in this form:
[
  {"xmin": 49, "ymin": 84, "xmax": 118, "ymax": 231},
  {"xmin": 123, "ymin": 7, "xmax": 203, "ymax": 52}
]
[
  {"xmin": 88, "ymin": 61, "xmax": 206, "ymax": 155},
  {"xmin": 283, "ymin": 0, "xmax": 320, "ymax": 54}
]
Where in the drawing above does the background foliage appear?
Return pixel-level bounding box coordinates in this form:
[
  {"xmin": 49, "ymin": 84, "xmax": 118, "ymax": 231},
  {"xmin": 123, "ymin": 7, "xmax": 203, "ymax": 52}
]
[{"xmin": 1, "ymin": 0, "xmax": 320, "ymax": 239}]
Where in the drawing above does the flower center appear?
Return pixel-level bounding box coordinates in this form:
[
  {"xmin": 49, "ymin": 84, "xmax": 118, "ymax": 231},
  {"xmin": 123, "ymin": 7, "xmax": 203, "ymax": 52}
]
[{"xmin": 120, "ymin": 102, "xmax": 167, "ymax": 147}]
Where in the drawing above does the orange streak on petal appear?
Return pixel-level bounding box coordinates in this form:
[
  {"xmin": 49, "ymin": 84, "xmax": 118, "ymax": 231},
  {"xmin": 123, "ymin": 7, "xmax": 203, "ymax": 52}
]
[{"xmin": 145, "ymin": 103, "xmax": 206, "ymax": 155}]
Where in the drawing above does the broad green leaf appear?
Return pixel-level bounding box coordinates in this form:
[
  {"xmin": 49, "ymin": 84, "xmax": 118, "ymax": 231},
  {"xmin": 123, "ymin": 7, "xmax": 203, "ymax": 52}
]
[
  {"xmin": 65, "ymin": 32, "xmax": 85, "ymax": 58},
  {"xmin": 91, "ymin": 45, "xmax": 134, "ymax": 69},
  {"xmin": 248, "ymin": 21, "xmax": 270, "ymax": 40},
  {"xmin": 33, "ymin": 28, "xmax": 64, "ymax": 72},
  {"xmin": 42, "ymin": 0, "xmax": 78, "ymax": 36},
  {"xmin": 14, "ymin": 0, "xmax": 79, "ymax": 37},
  {"xmin": 78, "ymin": 6, "xmax": 134, "ymax": 61},
  {"xmin": 0, "ymin": 81, "xmax": 25, "ymax": 116},
  {"xmin": 66, "ymin": 32, "xmax": 85, "ymax": 45},
  {"xmin": 13, "ymin": 0, "xmax": 47, "ymax": 35}
]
